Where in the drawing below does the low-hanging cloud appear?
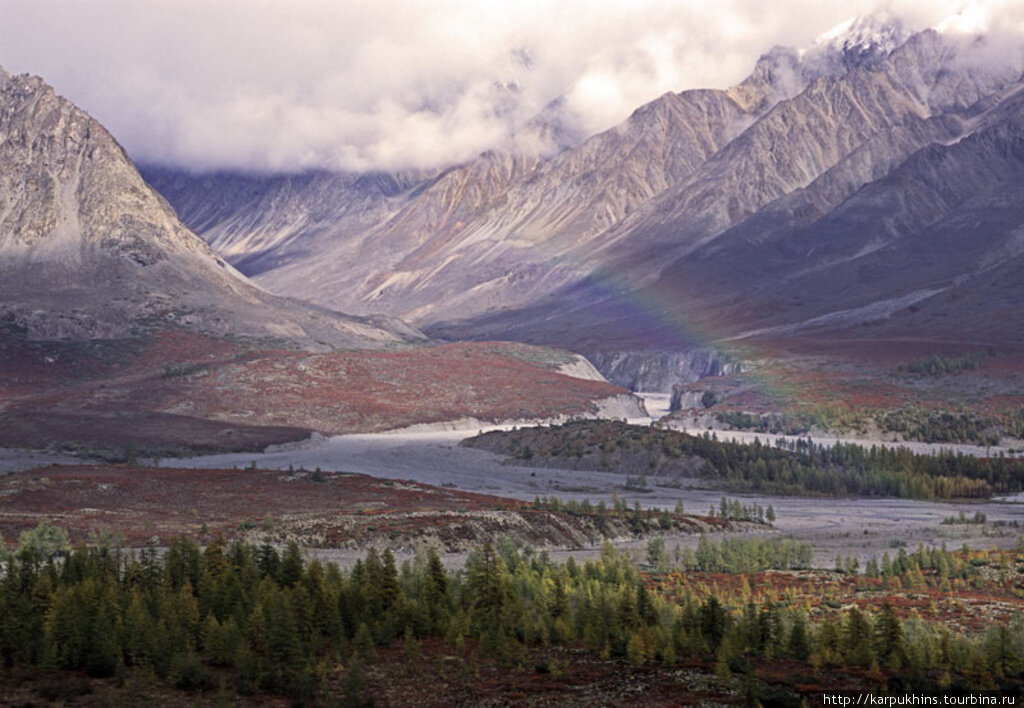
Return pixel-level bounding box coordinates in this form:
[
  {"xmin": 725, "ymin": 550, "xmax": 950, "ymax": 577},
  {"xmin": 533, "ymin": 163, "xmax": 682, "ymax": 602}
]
[{"xmin": 0, "ymin": 0, "xmax": 1020, "ymax": 174}]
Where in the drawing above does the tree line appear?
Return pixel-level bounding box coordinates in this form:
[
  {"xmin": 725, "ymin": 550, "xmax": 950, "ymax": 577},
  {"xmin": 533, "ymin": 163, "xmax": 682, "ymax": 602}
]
[{"xmin": 719, "ymin": 403, "xmax": 1024, "ymax": 447}]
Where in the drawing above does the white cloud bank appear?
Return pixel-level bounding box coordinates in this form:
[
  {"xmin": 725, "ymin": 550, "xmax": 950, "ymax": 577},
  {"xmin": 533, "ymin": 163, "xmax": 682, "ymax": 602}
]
[{"xmin": 0, "ymin": 0, "xmax": 1021, "ymax": 173}]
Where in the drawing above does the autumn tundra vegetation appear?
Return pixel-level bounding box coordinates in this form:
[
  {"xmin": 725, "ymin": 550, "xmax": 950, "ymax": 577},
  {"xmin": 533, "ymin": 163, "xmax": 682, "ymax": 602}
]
[{"xmin": 0, "ymin": 521, "xmax": 1021, "ymax": 705}]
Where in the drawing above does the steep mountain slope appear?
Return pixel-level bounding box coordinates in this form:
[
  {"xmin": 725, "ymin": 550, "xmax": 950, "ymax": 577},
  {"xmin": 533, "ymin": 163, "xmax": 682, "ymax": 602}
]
[
  {"xmin": 140, "ymin": 167, "xmax": 431, "ymax": 277},
  {"xmin": 146, "ymin": 53, "xmax": 801, "ymax": 322},
  {"xmin": 0, "ymin": 67, "xmax": 419, "ymax": 348},
  {"xmin": 146, "ymin": 17, "xmax": 1024, "ymax": 388},
  {"xmin": 661, "ymin": 84, "xmax": 1024, "ymax": 343},
  {"xmin": 427, "ymin": 28, "xmax": 1024, "ymax": 349},
  {"xmin": 466, "ymin": 90, "xmax": 1024, "ymax": 354}
]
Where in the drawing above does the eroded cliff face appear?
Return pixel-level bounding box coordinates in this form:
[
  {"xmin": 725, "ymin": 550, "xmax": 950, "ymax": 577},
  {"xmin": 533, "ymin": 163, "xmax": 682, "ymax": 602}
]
[
  {"xmin": 0, "ymin": 67, "xmax": 422, "ymax": 349},
  {"xmin": 585, "ymin": 349, "xmax": 738, "ymax": 393}
]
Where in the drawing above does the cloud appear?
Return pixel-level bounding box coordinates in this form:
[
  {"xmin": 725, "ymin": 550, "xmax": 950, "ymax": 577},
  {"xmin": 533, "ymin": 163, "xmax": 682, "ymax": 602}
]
[{"xmin": 0, "ymin": 0, "xmax": 1020, "ymax": 173}]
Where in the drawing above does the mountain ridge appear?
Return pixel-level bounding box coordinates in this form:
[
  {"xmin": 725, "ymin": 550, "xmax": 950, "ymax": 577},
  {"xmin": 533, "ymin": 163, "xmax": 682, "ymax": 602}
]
[
  {"xmin": 0, "ymin": 66, "xmax": 422, "ymax": 349},
  {"xmin": 0, "ymin": 66, "xmax": 650, "ymax": 451},
  {"xmin": 139, "ymin": 18, "xmax": 1024, "ymax": 387}
]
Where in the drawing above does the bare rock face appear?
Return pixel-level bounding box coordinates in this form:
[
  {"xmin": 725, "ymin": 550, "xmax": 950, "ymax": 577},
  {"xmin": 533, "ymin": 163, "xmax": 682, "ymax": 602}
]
[
  {"xmin": 587, "ymin": 349, "xmax": 737, "ymax": 393},
  {"xmin": 0, "ymin": 67, "xmax": 422, "ymax": 348},
  {"xmin": 139, "ymin": 167, "xmax": 432, "ymax": 277}
]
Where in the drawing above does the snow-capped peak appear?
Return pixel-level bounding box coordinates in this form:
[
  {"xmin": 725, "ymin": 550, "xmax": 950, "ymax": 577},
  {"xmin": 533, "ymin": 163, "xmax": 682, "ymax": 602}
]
[
  {"xmin": 736, "ymin": 13, "xmax": 913, "ymax": 111},
  {"xmin": 809, "ymin": 13, "xmax": 912, "ymax": 69}
]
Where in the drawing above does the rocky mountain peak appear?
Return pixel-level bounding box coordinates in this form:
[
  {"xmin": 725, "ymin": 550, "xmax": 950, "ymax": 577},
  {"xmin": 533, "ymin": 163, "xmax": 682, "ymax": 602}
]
[
  {"xmin": 728, "ymin": 46, "xmax": 805, "ymax": 111},
  {"xmin": 0, "ymin": 63, "xmax": 207, "ymax": 265},
  {"xmin": 513, "ymin": 96, "xmax": 587, "ymax": 156},
  {"xmin": 810, "ymin": 13, "xmax": 911, "ymax": 70},
  {"xmin": 0, "ymin": 69, "xmax": 422, "ymax": 347},
  {"xmin": 731, "ymin": 13, "xmax": 913, "ymax": 113}
]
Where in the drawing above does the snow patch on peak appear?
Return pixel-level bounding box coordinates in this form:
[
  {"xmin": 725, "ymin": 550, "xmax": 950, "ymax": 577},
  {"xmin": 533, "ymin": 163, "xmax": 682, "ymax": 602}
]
[
  {"xmin": 735, "ymin": 13, "xmax": 915, "ymax": 112},
  {"xmin": 816, "ymin": 13, "xmax": 907, "ymax": 50},
  {"xmin": 809, "ymin": 13, "xmax": 912, "ymax": 70}
]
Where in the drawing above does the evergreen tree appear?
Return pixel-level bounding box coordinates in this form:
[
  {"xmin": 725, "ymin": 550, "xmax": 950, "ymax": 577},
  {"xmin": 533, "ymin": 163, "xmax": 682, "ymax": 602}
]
[
  {"xmin": 700, "ymin": 596, "xmax": 728, "ymax": 652},
  {"xmin": 874, "ymin": 601, "xmax": 904, "ymax": 668},
  {"xmin": 787, "ymin": 612, "xmax": 811, "ymax": 660},
  {"xmin": 279, "ymin": 541, "xmax": 304, "ymax": 588},
  {"xmin": 467, "ymin": 543, "xmax": 506, "ymax": 631},
  {"xmin": 380, "ymin": 549, "xmax": 400, "ymax": 612},
  {"xmin": 843, "ymin": 608, "xmax": 873, "ymax": 666}
]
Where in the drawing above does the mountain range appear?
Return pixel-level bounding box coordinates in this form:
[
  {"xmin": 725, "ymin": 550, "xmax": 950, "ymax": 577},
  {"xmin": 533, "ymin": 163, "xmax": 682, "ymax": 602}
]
[
  {"xmin": 143, "ymin": 15, "xmax": 1024, "ymax": 389},
  {"xmin": 0, "ymin": 65, "xmax": 641, "ymax": 452}
]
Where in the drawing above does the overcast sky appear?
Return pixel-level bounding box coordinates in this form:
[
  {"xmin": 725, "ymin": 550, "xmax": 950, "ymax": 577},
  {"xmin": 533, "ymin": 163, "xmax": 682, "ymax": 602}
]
[{"xmin": 0, "ymin": 0, "xmax": 1018, "ymax": 173}]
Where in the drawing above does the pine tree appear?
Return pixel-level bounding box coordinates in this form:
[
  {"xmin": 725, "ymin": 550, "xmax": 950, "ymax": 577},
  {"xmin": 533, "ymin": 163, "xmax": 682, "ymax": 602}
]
[
  {"xmin": 353, "ymin": 622, "xmax": 376, "ymax": 662},
  {"xmin": 256, "ymin": 543, "xmax": 281, "ymax": 581},
  {"xmin": 279, "ymin": 541, "xmax": 304, "ymax": 588},
  {"xmin": 123, "ymin": 589, "xmax": 156, "ymax": 667},
  {"xmin": 874, "ymin": 601, "xmax": 904, "ymax": 668},
  {"xmin": 843, "ymin": 608, "xmax": 873, "ymax": 666},
  {"xmin": 467, "ymin": 543, "xmax": 506, "ymax": 631},
  {"xmin": 787, "ymin": 612, "xmax": 811, "ymax": 660},
  {"xmin": 816, "ymin": 614, "xmax": 841, "ymax": 664},
  {"xmin": 341, "ymin": 659, "xmax": 373, "ymax": 708},
  {"xmin": 380, "ymin": 549, "xmax": 399, "ymax": 612},
  {"xmin": 985, "ymin": 622, "xmax": 1021, "ymax": 678},
  {"xmin": 700, "ymin": 596, "xmax": 728, "ymax": 652}
]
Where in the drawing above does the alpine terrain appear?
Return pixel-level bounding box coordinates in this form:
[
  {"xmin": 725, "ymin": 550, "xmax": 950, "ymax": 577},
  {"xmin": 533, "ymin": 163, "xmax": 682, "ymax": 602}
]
[
  {"xmin": 146, "ymin": 15, "xmax": 1024, "ymax": 392},
  {"xmin": 0, "ymin": 65, "xmax": 644, "ymax": 454},
  {"xmin": 2, "ymin": 7, "xmax": 1024, "ymax": 706}
]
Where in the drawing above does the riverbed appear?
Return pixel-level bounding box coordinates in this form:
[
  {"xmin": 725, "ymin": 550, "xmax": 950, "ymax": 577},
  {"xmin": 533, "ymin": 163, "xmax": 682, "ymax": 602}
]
[{"xmin": 164, "ymin": 413, "xmax": 1023, "ymax": 568}]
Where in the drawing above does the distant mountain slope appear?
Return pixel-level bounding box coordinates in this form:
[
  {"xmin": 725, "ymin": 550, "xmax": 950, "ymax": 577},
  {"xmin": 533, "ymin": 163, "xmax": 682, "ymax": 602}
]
[
  {"xmin": 426, "ymin": 27, "xmax": 1024, "ymax": 352},
  {"xmin": 140, "ymin": 167, "xmax": 430, "ymax": 277},
  {"xmin": 665, "ymin": 87, "xmax": 1024, "ymax": 343},
  {"xmin": 463, "ymin": 94, "xmax": 1024, "ymax": 353},
  {"xmin": 0, "ymin": 67, "xmax": 421, "ymax": 349},
  {"xmin": 145, "ymin": 17, "xmax": 1024, "ymax": 365},
  {"xmin": 145, "ymin": 85, "xmax": 756, "ymax": 324}
]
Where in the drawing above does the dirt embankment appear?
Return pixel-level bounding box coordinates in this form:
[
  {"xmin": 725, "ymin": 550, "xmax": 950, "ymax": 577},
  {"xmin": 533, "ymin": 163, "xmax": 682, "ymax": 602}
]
[{"xmin": 252, "ymin": 507, "xmax": 760, "ymax": 553}]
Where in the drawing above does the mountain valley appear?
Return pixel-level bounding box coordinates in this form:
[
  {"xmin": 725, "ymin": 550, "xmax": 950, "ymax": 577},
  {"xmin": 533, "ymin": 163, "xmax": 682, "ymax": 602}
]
[
  {"xmin": 0, "ymin": 66, "xmax": 644, "ymax": 456},
  {"xmin": 2, "ymin": 7, "xmax": 1024, "ymax": 704}
]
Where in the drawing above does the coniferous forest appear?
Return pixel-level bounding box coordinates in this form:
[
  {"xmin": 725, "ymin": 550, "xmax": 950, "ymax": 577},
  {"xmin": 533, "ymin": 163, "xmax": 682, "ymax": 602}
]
[
  {"xmin": 465, "ymin": 420, "xmax": 1024, "ymax": 500},
  {"xmin": 1, "ymin": 525, "xmax": 1022, "ymax": 705}
]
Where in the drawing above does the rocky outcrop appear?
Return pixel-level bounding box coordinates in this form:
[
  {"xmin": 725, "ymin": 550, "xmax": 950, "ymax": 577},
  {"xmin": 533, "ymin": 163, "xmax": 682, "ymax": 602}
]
[
  {"xmin": 594, "ymin": 394, "xmax": 648, "ymax": 420},
  {"xmin": 555, "ymin": 353, "xmax": 608, "ymax": 382},
  {"xmin": 0, "ymin": 66, "xmax": 422, "ymax": 349},
  {"xmin": 586, "ymin": 349, "xmax": 738, "ymax": 393},
  {"xmin": 669, "ymin": 386, "xmax": 709, "ymax": 412}
]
